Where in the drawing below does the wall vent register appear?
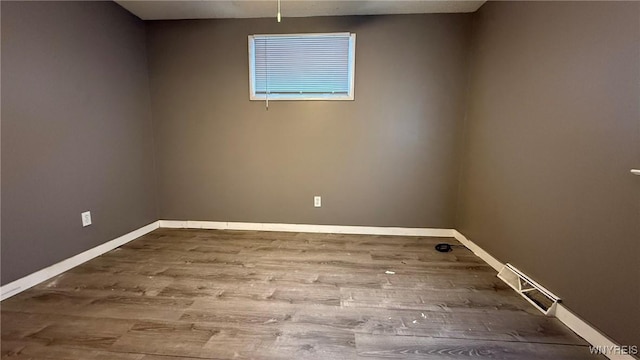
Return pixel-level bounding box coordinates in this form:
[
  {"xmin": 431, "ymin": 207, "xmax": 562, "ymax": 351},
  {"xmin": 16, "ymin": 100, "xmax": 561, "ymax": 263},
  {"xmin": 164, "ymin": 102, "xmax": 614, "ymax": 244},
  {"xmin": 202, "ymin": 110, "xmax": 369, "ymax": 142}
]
[
  {"xmin": 248, "ymin": 32, "xmax": 356, "ymax": 102},
  {"xmin": 497, "ymin": 263, "xmax": 561, "ymax": 316}
]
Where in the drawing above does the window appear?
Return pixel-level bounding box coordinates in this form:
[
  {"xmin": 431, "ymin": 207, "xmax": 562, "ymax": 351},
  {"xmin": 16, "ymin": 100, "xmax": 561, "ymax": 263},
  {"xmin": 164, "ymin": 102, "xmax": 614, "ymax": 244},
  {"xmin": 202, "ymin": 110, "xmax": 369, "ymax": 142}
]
[{"xmin": 248, "ymin": 32, "xmax": 356, "ymax": 101}]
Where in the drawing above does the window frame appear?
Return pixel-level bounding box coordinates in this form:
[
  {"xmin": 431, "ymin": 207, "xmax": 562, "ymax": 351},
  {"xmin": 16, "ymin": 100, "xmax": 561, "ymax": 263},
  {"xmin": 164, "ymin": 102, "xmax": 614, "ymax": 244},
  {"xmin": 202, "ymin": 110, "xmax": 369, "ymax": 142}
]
[{"xmin": 248, "ymin": 32, "xmax": 356, "ymax": 101}]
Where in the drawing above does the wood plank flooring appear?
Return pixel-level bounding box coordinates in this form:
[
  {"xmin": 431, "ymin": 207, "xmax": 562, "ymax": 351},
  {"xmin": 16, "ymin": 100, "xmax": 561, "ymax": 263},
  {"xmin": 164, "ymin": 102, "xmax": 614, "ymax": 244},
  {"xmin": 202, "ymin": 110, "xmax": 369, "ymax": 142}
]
[{"xmin": 1, "ymin": 229, "xmax": 603, "ymax": 359}]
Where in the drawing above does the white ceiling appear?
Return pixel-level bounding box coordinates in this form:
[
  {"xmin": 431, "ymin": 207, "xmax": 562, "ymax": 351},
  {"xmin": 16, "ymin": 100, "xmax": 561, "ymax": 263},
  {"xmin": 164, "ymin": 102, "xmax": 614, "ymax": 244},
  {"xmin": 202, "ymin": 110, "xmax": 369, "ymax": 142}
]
[{"xmin": 115, "ymin": 1, "xmax": 486, "ymax": 21}]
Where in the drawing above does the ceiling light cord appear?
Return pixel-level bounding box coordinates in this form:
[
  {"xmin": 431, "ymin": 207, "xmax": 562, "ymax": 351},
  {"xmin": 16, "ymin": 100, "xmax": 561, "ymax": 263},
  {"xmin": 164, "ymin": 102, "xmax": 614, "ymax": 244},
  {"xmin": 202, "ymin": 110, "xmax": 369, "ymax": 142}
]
[{"xmin": 277, "ymin": 0, "xmax": 281, "ymax": 22}]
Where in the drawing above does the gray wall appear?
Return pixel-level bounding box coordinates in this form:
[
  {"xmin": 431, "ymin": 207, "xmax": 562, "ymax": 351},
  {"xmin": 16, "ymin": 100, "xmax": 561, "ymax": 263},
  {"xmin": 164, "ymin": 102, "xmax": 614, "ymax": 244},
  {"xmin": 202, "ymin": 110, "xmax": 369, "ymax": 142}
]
[
  {"xmin": 1, "ymin": 1, "xmax": 158, "ymax": 284},
  {"xmin": 457, "ymin": 1, "xmax": 640, "ymax": 346},
  {"xmin": 146, "ymin": 14, "xmax": 472, "ymax": 228},
  {"xmin": 4, "ymin": 0, "xmax": 637, "ymax": 348}
]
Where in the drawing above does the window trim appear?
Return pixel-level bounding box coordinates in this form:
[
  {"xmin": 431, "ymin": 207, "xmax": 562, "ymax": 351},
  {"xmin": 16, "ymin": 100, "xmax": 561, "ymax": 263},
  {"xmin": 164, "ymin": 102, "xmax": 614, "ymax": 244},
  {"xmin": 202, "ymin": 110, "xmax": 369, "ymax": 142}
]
[{"xmin": 248, "ymin": 32, "xmax": 356, "ymax": 101}]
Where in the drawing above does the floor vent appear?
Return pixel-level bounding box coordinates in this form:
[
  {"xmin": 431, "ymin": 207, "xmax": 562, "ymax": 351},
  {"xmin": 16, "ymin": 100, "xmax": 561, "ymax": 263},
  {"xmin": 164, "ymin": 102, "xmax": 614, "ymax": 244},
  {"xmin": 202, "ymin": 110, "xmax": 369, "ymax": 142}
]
[{"xmin": 497, "ymin": 263, "xmax": 560, "ymax": 316}]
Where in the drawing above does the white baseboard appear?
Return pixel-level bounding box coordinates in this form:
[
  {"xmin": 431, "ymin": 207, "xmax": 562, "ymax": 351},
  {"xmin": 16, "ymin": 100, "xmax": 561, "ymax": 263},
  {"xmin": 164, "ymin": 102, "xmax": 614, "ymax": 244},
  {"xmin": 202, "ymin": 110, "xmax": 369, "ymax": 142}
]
[
  {"xmin": 159, "ymin": 220, "xmax": 455, "ymax": 237},
  {"xmin": 555, "ymin": 305, "xmax": 636, "ymax": 360},
  {"xmin": 2, "ymin": 219, "xmax": 632, "ymax": 360},
  {"xmin": 0, "ymin": 221, "xmax": 160, "ymax": 301},
  {"xmin": 453, "ymin": 229, "xmax": 635, "ymax": 360},
  {"xmin": 452, "ymin": 230, "xmax": 503, "ymax": 271}
]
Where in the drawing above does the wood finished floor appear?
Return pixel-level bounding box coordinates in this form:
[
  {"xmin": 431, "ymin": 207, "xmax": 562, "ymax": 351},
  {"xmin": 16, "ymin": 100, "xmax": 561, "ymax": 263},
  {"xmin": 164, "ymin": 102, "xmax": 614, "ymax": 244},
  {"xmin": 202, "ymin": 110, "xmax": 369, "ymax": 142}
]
[{"xmin": 1, "ymin": 229, "xmax": 603, "ymax": 359}]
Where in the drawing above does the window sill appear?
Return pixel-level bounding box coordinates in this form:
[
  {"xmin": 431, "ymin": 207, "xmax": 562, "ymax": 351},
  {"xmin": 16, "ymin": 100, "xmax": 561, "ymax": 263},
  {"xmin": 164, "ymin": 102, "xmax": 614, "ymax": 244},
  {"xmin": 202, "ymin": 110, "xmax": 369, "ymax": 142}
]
[{"xmin": 250, "ymin": 94, "xmax": 354, "ymax": 101}]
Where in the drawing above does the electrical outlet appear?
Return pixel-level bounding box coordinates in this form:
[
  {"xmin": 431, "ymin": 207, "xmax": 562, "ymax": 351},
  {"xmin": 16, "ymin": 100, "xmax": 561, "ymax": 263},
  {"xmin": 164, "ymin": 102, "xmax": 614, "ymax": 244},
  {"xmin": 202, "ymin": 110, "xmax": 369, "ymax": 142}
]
[
  {"xmin": 314, "ymin": 196, "xmax": 321, "ymax": 208},
  {"xmin": 81, "ymin": 211, "xmax": 92, "ymax": 227}
]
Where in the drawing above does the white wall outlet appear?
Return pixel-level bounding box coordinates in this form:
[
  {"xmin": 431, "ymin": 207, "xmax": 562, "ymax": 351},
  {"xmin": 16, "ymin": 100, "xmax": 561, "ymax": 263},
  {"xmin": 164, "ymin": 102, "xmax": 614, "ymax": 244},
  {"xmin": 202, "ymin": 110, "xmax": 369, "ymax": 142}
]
[
  {"xmin": 81, "ymin": 211, "xmax": 92, "ymax": 227},
  {"xmin": 314, "ymin": 196, "xmax": 321, "ymax": 208}
]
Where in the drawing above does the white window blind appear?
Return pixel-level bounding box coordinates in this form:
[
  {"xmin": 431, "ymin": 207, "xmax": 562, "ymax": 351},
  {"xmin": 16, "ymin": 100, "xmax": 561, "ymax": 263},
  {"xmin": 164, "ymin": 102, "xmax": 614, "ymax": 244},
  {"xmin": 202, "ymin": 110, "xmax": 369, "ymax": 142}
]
[{"xmin": 248, "ymin": 33, "xmax": 356, "ymax": 101}]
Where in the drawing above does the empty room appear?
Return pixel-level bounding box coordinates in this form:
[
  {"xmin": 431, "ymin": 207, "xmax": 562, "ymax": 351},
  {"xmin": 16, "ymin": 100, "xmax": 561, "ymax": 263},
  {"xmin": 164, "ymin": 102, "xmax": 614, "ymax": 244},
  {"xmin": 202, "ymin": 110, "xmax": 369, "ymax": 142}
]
[{"xmin": 1, "ymin": 0, "xmax": 638, "ymax": 359}]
